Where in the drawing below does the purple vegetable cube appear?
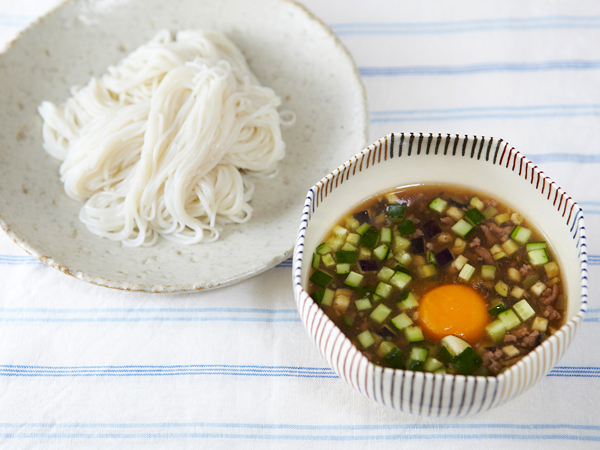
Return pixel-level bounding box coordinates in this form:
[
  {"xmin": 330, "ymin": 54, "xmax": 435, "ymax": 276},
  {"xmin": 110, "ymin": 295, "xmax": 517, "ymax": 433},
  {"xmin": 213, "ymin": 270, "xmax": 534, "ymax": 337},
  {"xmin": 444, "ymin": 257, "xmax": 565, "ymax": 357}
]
[
  {"xmin": 410, "ymin": 237, "xmax": 425, "ymax": 254},
  {"xmin": 353, "ymin": 210, "xmax": 370, "ymax": 224},
  {"xmin": 434, "ymin": 248, "xmax": 454, "ymax": 267},
  {"xmin": 422, "ymin": 219, "xmax": 442, "ymax": 238},
  {"xmin": 358, "ymin": 259, "xmax": 379, "ymax": 272}
]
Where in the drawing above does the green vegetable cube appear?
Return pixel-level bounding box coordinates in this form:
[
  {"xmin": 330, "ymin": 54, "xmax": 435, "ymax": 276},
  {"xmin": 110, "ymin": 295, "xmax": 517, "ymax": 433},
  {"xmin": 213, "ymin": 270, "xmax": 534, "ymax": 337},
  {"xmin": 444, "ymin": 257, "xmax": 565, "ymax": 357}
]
[{"xmin": 370, "ymin": 304, "xmax": 392, "ymax": 323}]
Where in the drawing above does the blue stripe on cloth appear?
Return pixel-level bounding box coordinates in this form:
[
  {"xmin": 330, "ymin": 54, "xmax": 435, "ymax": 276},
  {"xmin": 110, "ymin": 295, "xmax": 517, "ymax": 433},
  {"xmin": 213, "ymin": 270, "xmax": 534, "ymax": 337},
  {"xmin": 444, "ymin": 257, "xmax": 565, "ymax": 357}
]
[
  {"xmin": 360, "ymin": 60, "xmax": 600, "ymax": 76},
  {"xmin": 0, "ymin": 365, "xmax": 594, "ymax": 378},
  {"xmin": 370, "ymin": 104, "xmax": 600, "ymax": 121},
  {"xmin": 0, "ymin": 432, "xmax": 598, "ymax": 441},
  {"xmin": 331, "ymin": 16, "xmax": 600, "ymax": 35},
  {"xmin": 1, "ymin": 423, "xmax": 600, "ymax": 431}
]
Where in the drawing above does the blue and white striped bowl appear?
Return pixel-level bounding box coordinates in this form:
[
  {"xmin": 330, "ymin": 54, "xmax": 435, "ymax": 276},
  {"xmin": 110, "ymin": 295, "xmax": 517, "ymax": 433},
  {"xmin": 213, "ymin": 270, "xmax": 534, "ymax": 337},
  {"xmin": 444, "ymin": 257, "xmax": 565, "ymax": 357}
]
[{"xmin": 292, "ymin": 133, "xmax": 588, "ymax": 417}]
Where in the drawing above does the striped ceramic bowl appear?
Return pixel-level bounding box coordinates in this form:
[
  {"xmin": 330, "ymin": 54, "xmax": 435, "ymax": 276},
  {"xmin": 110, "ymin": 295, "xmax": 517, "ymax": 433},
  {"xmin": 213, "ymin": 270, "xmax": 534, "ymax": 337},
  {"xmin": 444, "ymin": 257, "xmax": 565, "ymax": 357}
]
[{"xmin": 292, "ymin": 133, "xmax": 588, "ymax": 417}]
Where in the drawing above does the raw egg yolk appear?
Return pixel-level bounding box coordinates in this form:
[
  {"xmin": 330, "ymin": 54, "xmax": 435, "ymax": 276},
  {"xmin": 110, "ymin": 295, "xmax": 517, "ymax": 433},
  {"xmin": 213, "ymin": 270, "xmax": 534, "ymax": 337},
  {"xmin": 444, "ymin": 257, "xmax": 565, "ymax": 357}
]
[{"xmin": 418, "ymin": 284, "xmax": 490, "ymax": 344}]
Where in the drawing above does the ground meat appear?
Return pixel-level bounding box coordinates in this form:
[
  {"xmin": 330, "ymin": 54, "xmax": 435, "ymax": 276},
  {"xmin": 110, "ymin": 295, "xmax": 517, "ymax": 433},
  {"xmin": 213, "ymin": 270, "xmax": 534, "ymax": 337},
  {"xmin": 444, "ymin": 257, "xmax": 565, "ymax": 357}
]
[
  {"xmin": 408, "ymin": 229, "xmax": 424, "ymax": 238},
  {"xmin": 485, "ymin": 198, "xmax": 499, "ymax": 208},
  {"xmin": 541, "ymin": 284, "xmax": 559, "ymax": 305},
  {"xmin": 469, "ymin": 237, "xmax": 481, "ymax": 248},
  {"xmin": 522, "ymin": 330, "xmax": 541, "ymax": 348},
  {"xmin": 482, "ymin": 348, "xmax": 504, "ymax": 374},
  {"xmin": 489, "ymin": 223, "xmax": 512, "ymax": 241},
  {"xmin": 440, "ymin": 216, "xmax": 454, "ymax": 225},
  {"xmin": 519, "ymin": 265, "xmax": 534, "ymax": 276},
  {"xmin": 544, "ymin": 305, "xmax": 561, "ymax": 321},
  {"xmin": 425, "ymin": 242, "xmax": 435, "ymax": 250},
  {"xmin": 480, "ymin": 224, "xmax": 498, "ymax": 246},
  {"xmin": 474, "ymin": 246, "xmax": 494, "ymax": 265},
  {"xmin": 503, "ymin": 334, "xmax": 518, "ymax": 343},
  {"xmin": 512, "ymin": 327, "xmax": 530, "ymax": 339}
]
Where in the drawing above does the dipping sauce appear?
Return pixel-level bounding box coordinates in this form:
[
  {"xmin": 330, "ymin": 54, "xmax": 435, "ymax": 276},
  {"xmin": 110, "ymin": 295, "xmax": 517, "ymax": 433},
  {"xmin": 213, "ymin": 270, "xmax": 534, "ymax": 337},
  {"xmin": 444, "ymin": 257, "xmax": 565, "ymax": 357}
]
[{"xmin": 307, "ymin": 185, "xmax": 566, "ymax": 376}]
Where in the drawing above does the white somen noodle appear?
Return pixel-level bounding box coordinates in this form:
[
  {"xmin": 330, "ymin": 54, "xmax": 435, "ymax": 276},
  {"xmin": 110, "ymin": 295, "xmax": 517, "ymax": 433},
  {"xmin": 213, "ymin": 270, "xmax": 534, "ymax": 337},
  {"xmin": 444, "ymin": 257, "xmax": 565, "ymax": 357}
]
[{"xmin": 38, "ymin": 30, "xmax": 291, "ymax": 246}]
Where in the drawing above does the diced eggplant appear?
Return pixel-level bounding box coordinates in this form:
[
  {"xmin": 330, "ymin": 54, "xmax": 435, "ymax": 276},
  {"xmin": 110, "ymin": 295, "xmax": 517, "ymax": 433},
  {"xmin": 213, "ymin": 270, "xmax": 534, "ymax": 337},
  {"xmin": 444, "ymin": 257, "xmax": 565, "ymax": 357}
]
[
  {"xmin": 358, "ymin": 259, "xmax": 379, "ymax": 272},
  {"xmin": 434, "ymin": 248, "xmax": 454, "ymax": 267},
  {"xmin": 410, "ymin": 237, "xmax": 425, "ymax": 254},
  {"xmin": 353, "ymin": 210, "xmax": 370, "ymax": 224},
  {"xmin": 422, "ymin": 218, "xmax": 443, "ymax": 238}
]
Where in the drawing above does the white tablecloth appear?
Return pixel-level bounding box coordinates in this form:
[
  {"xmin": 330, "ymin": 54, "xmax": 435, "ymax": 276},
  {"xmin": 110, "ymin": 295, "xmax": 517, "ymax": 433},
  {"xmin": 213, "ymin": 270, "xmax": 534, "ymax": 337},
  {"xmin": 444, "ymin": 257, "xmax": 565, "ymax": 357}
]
[{"xmin": 1, "ymin": 1, "xmax": 599, "ymax": 448}]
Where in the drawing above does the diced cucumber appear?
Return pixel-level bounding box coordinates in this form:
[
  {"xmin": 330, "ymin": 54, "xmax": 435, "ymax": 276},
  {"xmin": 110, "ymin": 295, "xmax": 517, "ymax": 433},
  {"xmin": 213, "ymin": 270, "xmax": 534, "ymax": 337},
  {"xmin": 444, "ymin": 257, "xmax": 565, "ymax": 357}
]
[
  {"xmin": 502, "ymin": 345, "xmax": 520, "ymax": 358},
  {"xmin": 346, "ymin": 233, "xmax": 360, "ymax": 246},
  {"xmin": 494, "ymin": 213, "xmax": 510, "ymax": 225},
  {"xmin": 545, "ymin": 261, "xmax": 560, "ymax": 278},
  {"xmin": 466, "ymin": 208, "xmax": 485, "ymax": 225},
  {"xmin": 511, "ymin": 225, "xmax": 532, "ymax": 245},
  {"xmin": 531, "ymin": 316, "xmax": 549, "ymax": 332},
  {"xmin": 387, "ymin": 204, "xmax": 405, "ymax": 220},
  {"xmin": 360, "ymin": 229, "xmax": 380, "ymax": 249},
  {"xmin": 408, "ymin": 347, "xmax": 428, "ymax": 372},
  {"xmin": 507, "ymin": 267, "xmax": 522, "ymax": 283},
  {"xmin": 498, "ymin": 309, "xmax": 521, "ymax": 330},
  {"xmin": 490, "ymin": 244, "xmax": 506, "ymax": 260},
  {"xmin": 452, "ymin": 254, "xmax": 468, "ymax": 271},
  {"xmin": 485, "ymin": 319, "xmax": 507, "ymax": 343},
  {"xmin": 451, "ymin": 219, "xmax": 474, "ymax": 237},
  {"xmin": 310, "ymin": 289, "xmax": 326, "ymax": 304},
  {"xmin": 311, "ymin": 253, "xmax": 321, "ymax": 269},
  {"xmin": 321, "ymin": 288, "xmax": 335, "ymax": 306},
  {"xmin": 513, "ymin": 299, "xmax": 535, "ymax": 321},
  {"xmin": 325, "ymin": 236, "xmax": 344, "ymax": 252},
  {"xmin": 316, "ymin": 243, "xmax": 331, "ymax": 255},
  {"xmin": 405, "ymin": 326, "xmax": 425, "ymax": 343},
  {"xmin": 336, "ymin": 263, "xmax": 350, "ymax": 275},
  {"xmin": 355, "ymin": 298, "xmax": 372, "ymax": 311},
  {"xmin": 394, "ymin": 250, "xmax": 413, "ymax": 266},
  {"xmin": 483, "ymin": 206, "xmax": 498, "ymax": 219},
  {"xmin": 336, "ymin": 251, "xmax": 356, "ymax": 264},
  {"xmin": 344, "ymin": 271, "xmax": 363, "ymax": 288},
  {"xmin": 321, "ymin": 253, "xmax": 335, "ymax": 267},
  {"xmin": 488, "ymin": 302, "xmax": 507, "ymax": 317},
  {"xmin": 522, "ymin": 274, "xmax": 539, "ymax": 290},
  {"xmin": 374, "ymin": 282, "xmax": 393, "ymax": 299},
  {"xmin": 398, "ymin": 220, "xmax": 416, "ymax": 236},
  {"xmin": 526, "ymin": 241, "xmax": 547, "ymax": 252},
  {"xmin": 481, "ymin": 265, "xmax": 497, "ymax": 280},
  {"xmin": 357, "ymin": 330, "xmax": 375, "ymax": 348},
  {"xmin": 377, "ymin": 341, "xmax": 396, "ymax": 358},
  {"xmin": 397, "ymin": 291, "xmax": 419, "ymax": 310},
  {"xmin": 383, "ymin": 347, "xmax": 405, "ymax": 369},
  {"xmin": 332, "ymin": 225, "xmax": 349, "ymax": 239},
  {"xmin": 344, "ymin": 216, "xmax": 360, "ymax": 230},
  {"xmin": 429, "ymin": 197, "xmax": 448, "ymax": 213},
  {"xmin": 380, "ymin": 227, "xmax": 392, "ymax": 244},
  {"xmin": 393, "ymin": 235, "xmax": 411, "ymax": 252},
  {"xmin": 309, "ymin": 270, "xmax": 333, "ymax": 288},
  {"xmin": 342, "ymin": 314, "xmax": 355, "ymax": 327},
  {"xmin": 416, "ymin": 264, "xmax": 437, "ymax": 279},
  {"xmin": 357, "ymin": 248, "xmax": 372, "ymax": 260},
  {"xmin": 373, "ymin": 244, "xmax": 389, "ymax": 260},
  {"xmin": 341, "ymin": 243, "xmax": 356, "ymax": 252},
  {"xmin": 377, "ymin": 266, "xmax": 395, "ymax": 282},
  {"xmin": 332, "ymin": 289, "xmax": 352, "ymax": 313},
  {"xmin": 391, "ymin": 312, "xmax": 413, "ymax": 330},
  {"xmin": 370, "ymin": 304, "xmax": 392, "ymax": 323},
  {"xmin": 528, "ymin": 248, "xmax": 549, "ymax": 266},
  {"xmin": 356, "ymin": 223, "xmax": 371, "ymax": 235},
  {"xmin": 424, "ymin": 357, "xmax": 444, "ymax": 372},
  {"xmin": 494, "ymin": 280, "xmax": 509, "ymax": 297},
  {"xmin": 502, "ymin": 239, "xmax": 519, "ymax": 256},
  {"xmin": 356, "ymin": 285, "xmax": 374, "ymax": 298},
  {"xmin": 469, "ymin": 196, "xmax": 485, "ymax": 211},
  {"xmin": 458, "ymin": 263, "xmax": 475, "ymax": 281},
  {"xmin": 441, "ymin": 335, "xmax": 471, "ymax": 357},
  {"xmin": 453, "ymin": 347, "xmax": 483, "ymax": 375},
  {"xmin": 389, "ymin": 271, "xmax": 412, "ymax": 289}
]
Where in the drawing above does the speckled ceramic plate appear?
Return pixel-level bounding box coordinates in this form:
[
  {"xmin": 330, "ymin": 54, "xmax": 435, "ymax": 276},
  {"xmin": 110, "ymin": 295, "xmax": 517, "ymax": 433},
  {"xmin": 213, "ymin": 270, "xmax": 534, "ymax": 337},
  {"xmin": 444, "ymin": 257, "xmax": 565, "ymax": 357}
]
[{"xmin": 0, "ymin": 0, "xmax": 368, "ymax": 293}]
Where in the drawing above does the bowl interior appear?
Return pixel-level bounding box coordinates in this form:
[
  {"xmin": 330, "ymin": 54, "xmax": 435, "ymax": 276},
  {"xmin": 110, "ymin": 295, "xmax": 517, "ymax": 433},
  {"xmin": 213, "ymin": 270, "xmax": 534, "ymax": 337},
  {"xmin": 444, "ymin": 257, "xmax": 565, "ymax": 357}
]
[{"xmin": 300, "ymin": 134, "xmax": 585, "ymax": 327}]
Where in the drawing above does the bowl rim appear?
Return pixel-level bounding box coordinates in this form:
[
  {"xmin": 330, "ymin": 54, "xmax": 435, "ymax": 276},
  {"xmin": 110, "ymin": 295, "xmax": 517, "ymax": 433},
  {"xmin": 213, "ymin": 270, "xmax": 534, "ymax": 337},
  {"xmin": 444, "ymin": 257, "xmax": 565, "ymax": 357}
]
[{"xmin": 292, "ymin": 132, "xmax": 588, "ymax": 391}]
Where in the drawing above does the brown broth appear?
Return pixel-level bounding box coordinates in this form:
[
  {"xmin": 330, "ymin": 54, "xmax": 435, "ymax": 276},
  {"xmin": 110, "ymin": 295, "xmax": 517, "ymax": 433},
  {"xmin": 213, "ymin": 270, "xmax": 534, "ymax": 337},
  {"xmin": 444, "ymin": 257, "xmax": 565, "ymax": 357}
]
[{"xmin": 308, "ymin": 184, "xmax": 566, "ymax": 376}]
